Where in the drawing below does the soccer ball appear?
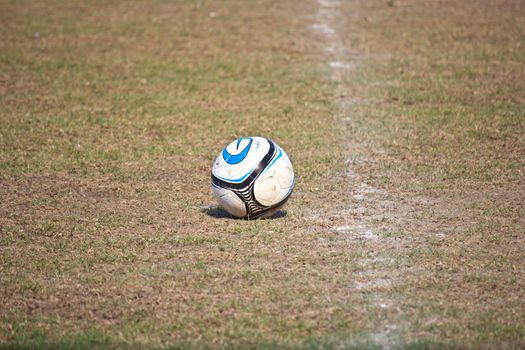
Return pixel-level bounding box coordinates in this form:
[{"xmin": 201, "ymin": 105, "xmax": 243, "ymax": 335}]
[{"xmin": 211, "ymin": 137, "xmax": 295, "ymax": 219}]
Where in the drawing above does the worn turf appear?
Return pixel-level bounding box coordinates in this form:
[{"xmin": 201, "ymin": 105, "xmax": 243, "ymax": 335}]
[{"xmin": 1, "ymin": 0, "xmax": 524, "ymax": 349}]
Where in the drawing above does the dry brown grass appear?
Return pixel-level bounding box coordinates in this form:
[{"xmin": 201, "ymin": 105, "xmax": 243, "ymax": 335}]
[
  {"xmin": 332, "ymin": 0, "xmax": 525, "ymax": 347},
  {"xmin": 1, "ymin": 0, "xmax": 524, "ymax": 348},
  {"xmin": 0, "ymin": 0, "xmax": 354, "ymax": 348}
]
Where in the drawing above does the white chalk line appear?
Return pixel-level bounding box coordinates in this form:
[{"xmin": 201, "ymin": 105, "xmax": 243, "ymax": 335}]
[{"xmin": 312, "ymin": 0, "xmax": 406, "ymax": 346}]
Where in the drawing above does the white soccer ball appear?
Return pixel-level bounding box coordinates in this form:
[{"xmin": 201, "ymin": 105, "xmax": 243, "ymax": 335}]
[{"xmin": 211, "ymin": 137, "xmax": 295, "ymax": 219}]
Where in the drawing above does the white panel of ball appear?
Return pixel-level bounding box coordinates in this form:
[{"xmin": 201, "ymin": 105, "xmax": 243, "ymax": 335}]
[
  {"xmin": 253, "ymin": 147, "xmax": 294, "ymax": 207},
  {"xmin": 211, "ymin": 186, "xmax": 247, "ymax": 218},
  {"xmin": 254, "ymin": 177, "xmax": 280, "ymax": 206}
]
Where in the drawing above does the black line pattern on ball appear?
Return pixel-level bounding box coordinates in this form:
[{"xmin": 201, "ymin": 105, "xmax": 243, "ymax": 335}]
[{"xmin": 211, "ymin": 139, "xmax": 293, "ymax": 219}]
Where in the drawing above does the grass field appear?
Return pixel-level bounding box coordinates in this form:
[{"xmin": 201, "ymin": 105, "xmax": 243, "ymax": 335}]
[{"xmin": 1, "ymin": 0, "xmax": 524, "ymax": 349}]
